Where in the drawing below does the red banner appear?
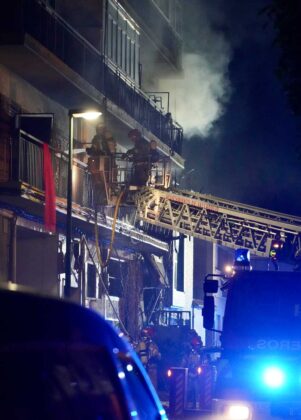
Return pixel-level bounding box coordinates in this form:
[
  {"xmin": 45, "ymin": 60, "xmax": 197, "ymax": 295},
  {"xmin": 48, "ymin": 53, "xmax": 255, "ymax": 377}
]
[{"xmin": 43, "ymin": 143, "xmax": 56, "ymax": 232}]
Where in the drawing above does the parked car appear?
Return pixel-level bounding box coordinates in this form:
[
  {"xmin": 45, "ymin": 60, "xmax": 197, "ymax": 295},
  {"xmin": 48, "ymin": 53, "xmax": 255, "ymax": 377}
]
[{"xmin": 0, "ymin": 284, "xmax": 167, "ymax": 420}]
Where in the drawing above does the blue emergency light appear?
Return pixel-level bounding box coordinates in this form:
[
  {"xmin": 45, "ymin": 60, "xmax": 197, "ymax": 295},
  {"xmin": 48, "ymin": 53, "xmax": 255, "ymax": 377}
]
[
  {"xmin": 234, "ymin": 249, "xmax": 250, "ymax": 267},
  {"xmin": 262, "ymin": 366, "xmax": 286, "ymax": 389}
]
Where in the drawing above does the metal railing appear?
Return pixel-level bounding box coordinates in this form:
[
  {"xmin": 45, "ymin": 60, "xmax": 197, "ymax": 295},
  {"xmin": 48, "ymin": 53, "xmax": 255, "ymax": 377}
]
[
  {"xmin": 20, "ymin": 0, "xmax": 183, "ymax": 153},
  {"xmin": 17, "ymin": 131, "xmax": 93, "ymax": 208},
  {"xmin": 14, "ymin": 132, "xmax": 172, "ymax": 209}
]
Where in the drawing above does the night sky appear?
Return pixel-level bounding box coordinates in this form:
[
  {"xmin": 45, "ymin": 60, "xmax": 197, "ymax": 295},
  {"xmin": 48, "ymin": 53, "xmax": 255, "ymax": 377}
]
[{"xmin": 181, "ymin": 0, "xmax": 301, "ymax": 216}]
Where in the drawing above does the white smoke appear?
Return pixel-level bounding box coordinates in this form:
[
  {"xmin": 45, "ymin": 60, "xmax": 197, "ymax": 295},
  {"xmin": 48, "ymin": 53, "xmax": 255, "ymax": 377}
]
[{"xmin": 158, "ymin": 3, "xmax": 232, "ymax": 138}]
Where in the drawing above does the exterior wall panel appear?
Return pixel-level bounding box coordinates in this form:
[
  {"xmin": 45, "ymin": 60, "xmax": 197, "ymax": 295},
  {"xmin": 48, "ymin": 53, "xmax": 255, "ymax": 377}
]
[{"xmin": 16, "ymin": 228, "xmax": 59, "ymax": 296}]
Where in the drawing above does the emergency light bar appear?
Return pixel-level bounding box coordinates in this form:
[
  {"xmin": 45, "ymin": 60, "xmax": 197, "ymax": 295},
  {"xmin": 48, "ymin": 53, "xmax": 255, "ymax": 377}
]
[{"xmin": 234, "ymin": 248, "xmax": 251, "ymax": 269}]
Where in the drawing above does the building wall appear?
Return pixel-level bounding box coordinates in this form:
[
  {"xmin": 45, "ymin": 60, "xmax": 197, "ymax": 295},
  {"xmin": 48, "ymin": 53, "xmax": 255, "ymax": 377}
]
[
  {"xmin": 192, "ymin": 240, "xmax": 214, "ymax": 343},
  {"xmin": 0, "ymin": 65, "xmax": 105, "ymax": 300},
  {"xmin": 183, "ymin": 236, "xmax": 193, "ymax": 308},
  {"xmin": 172, "ymin": 235, "xmax": 193, "ymax": 308},
  {"xmin": 0, "ymin": 64, "xmax": 68, "ymax": 139},
  {"xmin": 120, "ymin": 0, "xmax": 183, "ymax": 90},
  {"xmin": 211, "ymin": 244, "xmax": 226, "ymax": 346},
  {"xmin": 0, "ymin": 64, "xmax": 67, "ymax": 294},
  {"xmin": 0, "ymin": 0, "xmax": 185, "ymax": 334},
  {"xmin": 57, "ymin": 0, "xmax": 140, "ymax": 86},
  {"xmin": 16, "ymin": 228, "xmax": 59, "ymax": 296},
  {"xmin": 170, "ymin": 236, "xmax": 227, "ymax": 343}
]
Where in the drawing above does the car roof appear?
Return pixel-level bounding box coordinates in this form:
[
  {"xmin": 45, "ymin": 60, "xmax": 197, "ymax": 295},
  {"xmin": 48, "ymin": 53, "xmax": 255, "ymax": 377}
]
[{"xmin": 0, "ymin": 285, "xmax": 130, "ymax": 353}]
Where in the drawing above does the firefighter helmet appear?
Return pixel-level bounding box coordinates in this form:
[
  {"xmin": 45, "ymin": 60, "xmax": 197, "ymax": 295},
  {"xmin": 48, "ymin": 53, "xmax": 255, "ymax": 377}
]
[
  {"xmin": 128, "ymin": 128, "xmax": 141, "ymax": 140},
  {"xmin": 141, "ymin": 326, "xmax": 155, "ymax": 338}
]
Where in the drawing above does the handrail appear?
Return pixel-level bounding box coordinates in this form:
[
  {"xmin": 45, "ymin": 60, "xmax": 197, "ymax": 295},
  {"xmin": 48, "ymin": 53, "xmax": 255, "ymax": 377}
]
[
  {"xmin": 19, "ymin": 129, "xmax": 87, "ymax": 169},
  {"xmin": 37, "ymin": 0, "xmax": 103, "ymax": 56},
  {"xmin": 17, "ymin": 131, "xmax": 93, "ymax": 207},
  {"xmin": 16, "ymin": 132, "xmax": 173, "ymax": 209}
]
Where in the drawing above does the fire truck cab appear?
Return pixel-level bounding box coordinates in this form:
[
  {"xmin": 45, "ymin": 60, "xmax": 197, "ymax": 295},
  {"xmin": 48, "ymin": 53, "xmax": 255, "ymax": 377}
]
[{"xmin": 203, "ymin": 270, "xmax": 301, "ymax": 420}]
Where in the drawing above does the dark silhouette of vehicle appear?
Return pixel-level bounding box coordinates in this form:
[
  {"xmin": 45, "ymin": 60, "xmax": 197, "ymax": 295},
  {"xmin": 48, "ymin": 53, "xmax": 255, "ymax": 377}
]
[{"xmin": 0, "ymin": 285, "xmax": 167, "ymax": 420}]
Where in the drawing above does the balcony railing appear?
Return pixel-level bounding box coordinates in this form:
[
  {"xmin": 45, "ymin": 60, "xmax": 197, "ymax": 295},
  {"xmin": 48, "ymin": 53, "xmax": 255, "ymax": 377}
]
[
  {"xmin": 18, "ymin": 0, "xmax": 183, "ymax": 153},
  {"xmin": 4, "ymin": 131, "xmax": 171, "ymax": 210},
  {"xmin": 16, "ymin": 131, "xmax": 94, "ymax": 209}
]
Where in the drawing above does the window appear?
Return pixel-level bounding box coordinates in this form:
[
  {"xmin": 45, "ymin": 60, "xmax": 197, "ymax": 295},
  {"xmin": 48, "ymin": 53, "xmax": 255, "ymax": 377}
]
[
  {"xmin": 87, "ymin": 264, "xmax": 97, "ymax": 298},
  {"xmin": 107, "ymin": 259, "xmax": 125, "ymax": 298},
  {"xmin": 135, "ymin": 44, "xmax": 139, "ymax": 81},
  {"xmin": 117, "ymin": 28, "xmax": 122, "ymax": 67},
  {"xmin": 112, "ymin": 21, "xmax": 117, "ymax": 62},
  {"xmin": 122, "ymin": 32, "xmax": 126, "ymax": 70},
  {"xmin": 130, "ymin": 41, "xmax": 135, "ymax": 79},
  {"xmin": 110, "ymin": 19, "xmax": 114, "ymax": 59},
  {"xmin": 16, "ymin": 113, "xmax": 53, "ymax": 144},
  {"xmin": 126, "ymin": 37, "xmax": 131, "ymax": 75},
  {"xmin": 105, "ymin": 1, "xmax": 140, "ymax": 83}
]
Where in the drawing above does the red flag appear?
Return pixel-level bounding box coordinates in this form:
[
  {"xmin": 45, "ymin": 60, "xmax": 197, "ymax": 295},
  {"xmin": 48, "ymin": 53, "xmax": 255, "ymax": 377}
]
[{"xmin": 43, "ymin": 143, "xmax": 56, "ymax": 232}]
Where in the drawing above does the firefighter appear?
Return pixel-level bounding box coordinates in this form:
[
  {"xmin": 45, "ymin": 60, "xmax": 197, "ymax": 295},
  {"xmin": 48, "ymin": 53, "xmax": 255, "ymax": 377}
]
[
  {"xmin": 86, "ymin": 122, "xmax": 107, "ymax": 157},
  {"xmin": 147, "ymin": 338, "xmax": 161, "ymax": 389},
  {"xmin": 149, "ymin": 140, "xmax": 160, "ymax": 163},
  {"xmin": 87, "ymin": 124, "xmax": 117, "ymax": 204},
  {"xmin": 105, "ymin": 134, "xmax": 117, "ymax": 184},
  {"xmin": 137, "ymin": 328, "xmax": 161, "ymax": 388},
  {"xmin": 87, "ymin": 125, "xmax": 117, "ymax": 158},
  {"xmin": 190, "ymin": 329, "xmax": 203, "ymax": 354},
  {"xmin": 86, "ymin": 123, "xmax": 106, "ymax": 185},
  {"xmin": 181, "ymin": 348, "xmax": 201, "ymax": 409},
  {"xmin": 147, "ymin": 140, "xmax": 160, "ymax": 186},
  {"xmin": 86, "ymin": 124, "xmax": 117, "ymax": 169},
  {"xmin": 137, "ymin": 332, "xmax": 149, "ymax": 368},
  {"xmin": 124, "ymin": 129, "xmax": 150, "ymax": 186}
]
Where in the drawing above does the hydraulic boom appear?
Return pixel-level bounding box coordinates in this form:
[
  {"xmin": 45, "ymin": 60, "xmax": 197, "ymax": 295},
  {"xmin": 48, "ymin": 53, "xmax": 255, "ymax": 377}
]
[{"xmin": 136, "ymin": 187, "xmax": 301, "ymax": 258}]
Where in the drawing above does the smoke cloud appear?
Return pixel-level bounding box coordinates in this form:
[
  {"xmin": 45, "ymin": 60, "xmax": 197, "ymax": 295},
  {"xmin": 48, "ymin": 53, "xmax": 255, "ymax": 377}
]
[{"xmin": 159, "ymin": 1, "xmax": 232, "ymax": 138}]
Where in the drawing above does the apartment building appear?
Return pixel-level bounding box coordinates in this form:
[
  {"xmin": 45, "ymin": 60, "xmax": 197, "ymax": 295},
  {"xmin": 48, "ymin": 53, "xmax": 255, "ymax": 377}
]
[{"xmin": 0, "ymin": 0, "xmax": 187, "ymax": 340}]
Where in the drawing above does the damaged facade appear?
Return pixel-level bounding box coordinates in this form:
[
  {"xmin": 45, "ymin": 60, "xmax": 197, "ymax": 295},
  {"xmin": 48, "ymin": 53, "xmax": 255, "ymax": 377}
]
[{"xmin": 0, "ymin": 0, "xmax": 198, "ymax": 342}]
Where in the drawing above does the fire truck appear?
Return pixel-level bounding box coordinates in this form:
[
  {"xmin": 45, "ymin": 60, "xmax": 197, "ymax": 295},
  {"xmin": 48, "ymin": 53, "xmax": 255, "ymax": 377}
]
[
  {"xmin": 87, "ymin": 154, "xmax": 301, "ymax": 416},
  {"xmin": 203, "ymin": 267, "xmax": 301, "ymax": 420},
  {"xmin": 135, "ymin": 186, "xmax": 301, "ymax": 417}
]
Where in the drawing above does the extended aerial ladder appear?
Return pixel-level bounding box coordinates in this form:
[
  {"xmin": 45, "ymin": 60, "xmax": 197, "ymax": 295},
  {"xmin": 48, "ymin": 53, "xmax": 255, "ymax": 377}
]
[
  {"xmin": 82, "ymin": 156, "xmax": 301, "ymax": 334},
  {"xmin": 135, "ymin": 187, "xmax": 301, "ymax": 259}
]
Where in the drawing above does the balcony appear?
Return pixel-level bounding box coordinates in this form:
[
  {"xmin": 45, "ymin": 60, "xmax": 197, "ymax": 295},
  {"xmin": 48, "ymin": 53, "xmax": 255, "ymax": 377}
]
[
  {"xmin": 0, "ymin": 131, "xmax": 169, "ymax": 253},
  {"xmin": 0, "ymin": 0, "xmax": 183, "ymax": 155},
  {"xmin": 1, "ymin": 130, "xmax": 92, "ymax": 211}
]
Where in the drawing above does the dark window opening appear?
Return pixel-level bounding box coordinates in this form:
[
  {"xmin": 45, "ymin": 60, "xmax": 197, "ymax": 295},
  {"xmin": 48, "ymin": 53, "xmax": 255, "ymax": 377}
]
[
  {"xmin": 16, "ymin": 114, "xmax": 53, "ymax": 144},
  {"xmin": 107, "ymin": 259, "xmax": 125, "ymax": 298},
  {"xmin": 87, "ymin": 264, "xmax": 97, "ymax": 298}
]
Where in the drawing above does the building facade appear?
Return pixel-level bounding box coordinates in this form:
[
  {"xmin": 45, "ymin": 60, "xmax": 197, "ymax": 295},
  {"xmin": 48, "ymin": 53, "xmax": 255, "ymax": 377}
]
[{"xmin": 0, "ymin": 0, "xmax": 189, "ymax": 342}]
